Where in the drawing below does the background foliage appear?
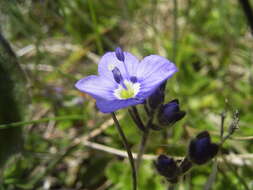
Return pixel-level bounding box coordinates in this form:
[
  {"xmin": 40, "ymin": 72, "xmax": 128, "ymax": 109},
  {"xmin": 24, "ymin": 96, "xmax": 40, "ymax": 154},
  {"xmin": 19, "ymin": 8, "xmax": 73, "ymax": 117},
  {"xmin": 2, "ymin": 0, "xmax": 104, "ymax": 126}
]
[{"xmin": 0, "ymin": 0, "xmax": 253, "ymax": 189}]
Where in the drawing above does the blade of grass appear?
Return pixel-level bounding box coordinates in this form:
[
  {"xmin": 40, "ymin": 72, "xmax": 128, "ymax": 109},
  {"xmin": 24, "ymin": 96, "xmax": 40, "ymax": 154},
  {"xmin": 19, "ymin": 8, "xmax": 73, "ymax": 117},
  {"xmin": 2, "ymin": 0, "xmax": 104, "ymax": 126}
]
[
  {"xmin": 0, "ymin": 115, "xmax": 84, "ymax": 129},
  {"xmin": 88, "ymin": 0, "xmax": 103, "ymax": 54}
]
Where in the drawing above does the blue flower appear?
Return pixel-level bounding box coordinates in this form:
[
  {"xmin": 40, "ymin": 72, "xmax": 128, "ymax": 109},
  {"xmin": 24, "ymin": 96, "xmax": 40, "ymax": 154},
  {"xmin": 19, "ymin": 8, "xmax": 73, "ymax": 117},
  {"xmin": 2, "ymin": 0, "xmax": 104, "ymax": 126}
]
[
  {"xmin": 188, "ymin": 131, "xmax": 219, "ymax": 165},
  {"xmin": 75, "ymin": 48, "xmax": 177, "ymax": 113}
]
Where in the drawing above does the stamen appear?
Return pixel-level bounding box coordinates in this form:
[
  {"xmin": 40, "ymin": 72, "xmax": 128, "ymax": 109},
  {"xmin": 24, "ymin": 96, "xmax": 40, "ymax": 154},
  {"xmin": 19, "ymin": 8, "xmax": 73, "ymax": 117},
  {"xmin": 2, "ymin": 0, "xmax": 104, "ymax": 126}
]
[
  {"xmin": 115, "ymin": 47, "xmax": 130, "ymax": 79},
  {"xmin": 112, "ymin": 67, "xmax": 123, "ymax": 84},
  {"xmin": 115, "ymin": 47, "xmax": 125, "ymax": 62},
  {"xmin": 130, "ymin": 76, "xmax": 137, "ymax": 83}
]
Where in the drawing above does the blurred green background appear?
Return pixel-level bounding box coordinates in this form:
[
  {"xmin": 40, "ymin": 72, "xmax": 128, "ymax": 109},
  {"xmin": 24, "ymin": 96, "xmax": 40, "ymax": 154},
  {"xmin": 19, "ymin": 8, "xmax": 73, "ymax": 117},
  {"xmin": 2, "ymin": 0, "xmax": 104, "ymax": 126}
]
[{"xmin": 0, "ymin": 0, "xmax": 253, "ymax": 189}]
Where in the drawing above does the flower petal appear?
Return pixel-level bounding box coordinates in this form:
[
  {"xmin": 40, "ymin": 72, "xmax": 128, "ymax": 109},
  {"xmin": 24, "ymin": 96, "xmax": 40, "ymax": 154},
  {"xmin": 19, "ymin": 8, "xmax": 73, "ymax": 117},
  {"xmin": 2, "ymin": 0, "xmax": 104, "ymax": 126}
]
[
  {"xmin": 136, "ymin": 55, "xmax": 177, "ymax": 99},
  {"xmin": 75, "ymin": 75, "xmax": 116, "ymax": 100},
  {"xmin": 98, "ymin": 52, "xmax": 139, "ymax": 80},
  {"xmin": 96, "ymin": 98, "xmax": 144, "ymax": 113}
]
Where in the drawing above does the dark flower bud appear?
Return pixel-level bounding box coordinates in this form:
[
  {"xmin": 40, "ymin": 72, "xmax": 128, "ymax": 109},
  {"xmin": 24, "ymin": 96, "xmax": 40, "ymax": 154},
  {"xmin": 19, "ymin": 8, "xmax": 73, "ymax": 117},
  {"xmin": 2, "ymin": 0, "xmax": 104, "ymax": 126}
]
[
  {"xmin": 158, "ymin": 99, "xmax": 186, "ymax": 126},
  {"xmin": 179, "ymin": 157, "xmax": 193, "ymax": 174},
  {"xmin": 112, "ymin": 67, "xmax": 123, "ymax": 84},
  {"xmin": 115, "ymin": 47, "xmax": 125, "ymax": 62},
  {"xmin": 189, "ymin": 131, "xmax": 219, "ymax": 165},
  {"xmin": 148, "ymin": 85, "xmax": 165, "ymax": 109},
  {"xmin": 155, "ymin": 154, "xmax": 179, "ymax": 183}
]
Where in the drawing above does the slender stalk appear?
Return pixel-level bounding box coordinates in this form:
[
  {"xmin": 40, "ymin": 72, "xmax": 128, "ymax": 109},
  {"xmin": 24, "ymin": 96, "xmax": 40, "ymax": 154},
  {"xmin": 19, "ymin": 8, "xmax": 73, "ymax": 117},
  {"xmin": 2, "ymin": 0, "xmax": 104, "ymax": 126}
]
[
  {"xmin": 131, "ymin": 106, "xmax": 146, "ymax": 131},
  {"xmin": 135, "ymin": 111, "xmax": 154, "ymax": 171},
  {"xmin": 128, "ymin": 109, "xmax": 146, "ymax": 132},
  {"xmin": 220, "ymin": 110, "xmax": 239, "ymax": 145},
  {"xmin": 111, "ymin": 112, "xmax": 137, "ymax": 190},
  {"xmin": 136, "ymin": 127, "xmax": 150, "ymax": 171}
]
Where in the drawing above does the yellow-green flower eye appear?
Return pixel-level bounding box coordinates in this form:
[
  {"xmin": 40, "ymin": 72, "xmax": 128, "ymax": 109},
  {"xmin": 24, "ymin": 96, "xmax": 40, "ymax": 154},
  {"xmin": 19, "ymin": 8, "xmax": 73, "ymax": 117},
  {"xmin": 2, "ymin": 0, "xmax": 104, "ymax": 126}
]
[{"xmin": 114, "ymin": 80, "xmax": 140, "ymax": 100}]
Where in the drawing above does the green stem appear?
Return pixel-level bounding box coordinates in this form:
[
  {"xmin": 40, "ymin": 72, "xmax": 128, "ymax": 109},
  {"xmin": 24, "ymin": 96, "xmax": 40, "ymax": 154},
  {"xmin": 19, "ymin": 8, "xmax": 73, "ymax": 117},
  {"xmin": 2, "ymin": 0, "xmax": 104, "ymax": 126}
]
[
  {"xmin": 128, "ymin": 109, "xmax": 146, "ymax": 132},
  {"xmin": 136, "ymin": 127, "xmax": 150, "ymax": 171},
  {"xmin": 136, "ymin": 111, "xmax": 154, "ymax": 171},
  {"xmin": 131, "ymin": 106, "xmax": 145, "ymax": 130},
  {"xmin": 111, "ymin": 112, "xmax": 137, "ymax": 190},
  {"xmin": 0, "ymin": 115, "xmax": 84, "ymax": 129}
]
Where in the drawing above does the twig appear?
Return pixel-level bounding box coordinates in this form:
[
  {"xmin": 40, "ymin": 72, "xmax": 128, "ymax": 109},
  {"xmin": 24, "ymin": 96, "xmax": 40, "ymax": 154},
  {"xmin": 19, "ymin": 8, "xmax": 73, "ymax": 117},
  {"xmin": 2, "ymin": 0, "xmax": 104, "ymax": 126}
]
[
  {"xmin": 83, "ymin": 140, "xmax": 156, "ymax": 160},
  {"xmin": 220, "ymin": 110, "xmax": 239, "ymax": 145},
  {"xmin": 111, "ymin": 112, "xmax": 137, "ymax": 190},
  {"xmin": 230, "ymin": 136, "xmax": 253, "ymax": 140},
  {"xmin": 82, "ymin": 140, "xmax": 253, "ymax": 165}
]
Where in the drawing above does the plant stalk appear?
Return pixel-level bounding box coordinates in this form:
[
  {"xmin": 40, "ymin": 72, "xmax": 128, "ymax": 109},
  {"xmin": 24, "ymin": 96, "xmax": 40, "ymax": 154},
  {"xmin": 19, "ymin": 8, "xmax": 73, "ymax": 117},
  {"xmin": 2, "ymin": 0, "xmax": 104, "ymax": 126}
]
[{"xmin": 111, "ymin": 112, "xmax": 137, "ymax": 190}]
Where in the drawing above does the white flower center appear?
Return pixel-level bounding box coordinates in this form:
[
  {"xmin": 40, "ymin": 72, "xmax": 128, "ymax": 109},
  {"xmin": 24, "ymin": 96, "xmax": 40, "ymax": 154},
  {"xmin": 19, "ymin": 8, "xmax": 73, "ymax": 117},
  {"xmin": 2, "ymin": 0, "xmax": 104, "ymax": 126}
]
[{"xmin": 114, "ymin": 80, "xmax": 140, "ymax": 100}]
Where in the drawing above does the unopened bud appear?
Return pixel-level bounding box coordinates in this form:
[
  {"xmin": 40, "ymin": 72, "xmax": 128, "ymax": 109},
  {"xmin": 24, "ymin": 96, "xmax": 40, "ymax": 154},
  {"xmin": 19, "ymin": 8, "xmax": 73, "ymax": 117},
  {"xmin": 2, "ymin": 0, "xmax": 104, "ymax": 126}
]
[
  {"xmin": 188, "ymin": 131, "xmax": 219, "ymax": 165},
  {"xmin": 155, "ymin": 155, "xmax": 179, "ymax": 183},
  {"xmin": 158, "ymin": 99, "xmax": 186, "ymax": 126}
]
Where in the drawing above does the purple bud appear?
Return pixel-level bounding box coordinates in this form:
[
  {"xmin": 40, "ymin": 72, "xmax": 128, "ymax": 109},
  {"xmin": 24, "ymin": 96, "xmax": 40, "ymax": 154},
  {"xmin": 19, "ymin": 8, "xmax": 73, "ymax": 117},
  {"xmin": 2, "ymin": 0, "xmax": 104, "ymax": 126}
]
[
  {"xmin": 112, "ymin": 67, "xmax": 123, "ymax": 84},
  {"xmin": 115, "ymin": 47, "xmax": 125, "ymax": 62},
  {"xmin": 155, "ymin": 155, "xmax": 179, "ymax": 183},
  {"xmin": 158, "ymin": 99, "xmax": 186, "ymax": 126},
  {"xmin": 189, "ymin": 131, "xmax": 219, "ymax": 165}
]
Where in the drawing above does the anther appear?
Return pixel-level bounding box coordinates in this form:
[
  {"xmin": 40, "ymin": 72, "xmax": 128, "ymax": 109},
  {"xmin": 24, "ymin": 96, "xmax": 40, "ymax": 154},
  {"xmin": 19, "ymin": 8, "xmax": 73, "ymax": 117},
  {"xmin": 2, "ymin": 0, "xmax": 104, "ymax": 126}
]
[
  {"xmin": 115, "ymin": 47, "xmax": 125, "ymax": 62},
  {"xmin": 112, "ymin": 67, "xmax": 123, "ymax": 84},
  {"xmin": 130, "ymin": 76, "xmax": 137, "ymax": 83}
]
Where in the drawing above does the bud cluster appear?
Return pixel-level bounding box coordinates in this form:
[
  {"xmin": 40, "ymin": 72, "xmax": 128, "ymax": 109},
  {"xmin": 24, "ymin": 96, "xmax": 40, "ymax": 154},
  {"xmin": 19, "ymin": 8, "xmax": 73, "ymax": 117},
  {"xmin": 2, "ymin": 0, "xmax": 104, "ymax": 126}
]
[{"xmin": 155, "ymin": 131, "xmax": 219, "ymax": 183}]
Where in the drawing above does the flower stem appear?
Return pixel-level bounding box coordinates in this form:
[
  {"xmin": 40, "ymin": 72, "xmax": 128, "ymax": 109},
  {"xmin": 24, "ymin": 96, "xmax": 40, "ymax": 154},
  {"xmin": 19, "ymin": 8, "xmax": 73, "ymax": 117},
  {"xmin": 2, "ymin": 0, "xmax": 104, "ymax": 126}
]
[
  {"xmin": 131, "ymin": 106, "xmax": 145, "ymax": 130},
  {"xmin": 136, "ymin": 126, "xmax": 150, "ymax": 171},
  {"xmin": 128, "ymin": 109, "xmax": 146, "ymax": 132},
  {"xmin": 136, "ymin": 111, "xmax": 154, "ymax": 171},
  {"xmin": 111, "ymin": 112, "xmax": 137, "ymax": 190}
]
